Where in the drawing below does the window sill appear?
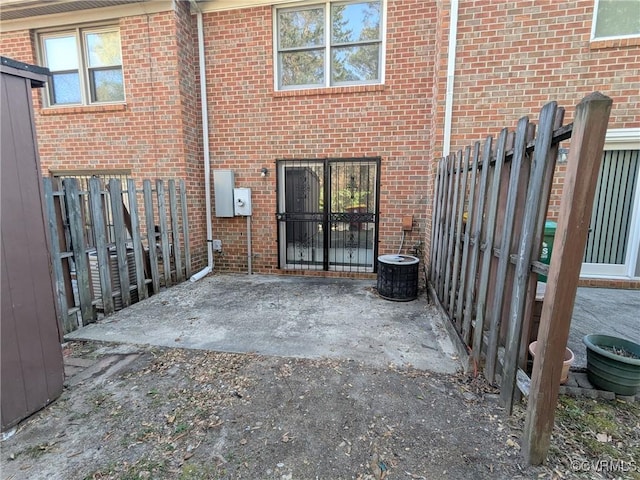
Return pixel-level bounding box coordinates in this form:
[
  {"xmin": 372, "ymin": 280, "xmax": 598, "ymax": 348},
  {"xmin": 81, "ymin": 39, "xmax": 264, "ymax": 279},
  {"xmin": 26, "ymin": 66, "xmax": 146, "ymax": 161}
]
[
  {"xmin": 589, "ymin": 36, "xmax": 640, "ymax": 50},
  {"xmin": 40, "ymin": 103, "xmax": 127, "ymax": 115},
  {"xmin": 273, "ymin": 84, "xmax": 385, "ymax": 98}
]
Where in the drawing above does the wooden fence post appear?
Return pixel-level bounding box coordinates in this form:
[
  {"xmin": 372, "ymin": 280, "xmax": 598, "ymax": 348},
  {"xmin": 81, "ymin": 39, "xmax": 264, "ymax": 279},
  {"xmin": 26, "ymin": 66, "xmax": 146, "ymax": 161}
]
[{"xmin": 523, "ymin": 92, "xmax": 612, "ymax": 465}]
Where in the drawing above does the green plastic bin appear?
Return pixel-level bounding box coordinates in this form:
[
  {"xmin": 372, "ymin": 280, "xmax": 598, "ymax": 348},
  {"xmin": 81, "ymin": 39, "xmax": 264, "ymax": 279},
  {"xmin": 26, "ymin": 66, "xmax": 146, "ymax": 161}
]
[{"xmin": 539, "ymin": 220, "xmax": 557, "ymax": 283}]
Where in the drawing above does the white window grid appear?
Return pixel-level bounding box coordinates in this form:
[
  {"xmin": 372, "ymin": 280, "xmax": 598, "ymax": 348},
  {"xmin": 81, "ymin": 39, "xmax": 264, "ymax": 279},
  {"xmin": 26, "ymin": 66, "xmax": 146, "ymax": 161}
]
[
  {"xmin": 273, "ymin": 0, "xmax": 386, "ymax": 91},
  {"xmin": 38, "ymin": 25, "xmax": 125, "ymax": 107}
]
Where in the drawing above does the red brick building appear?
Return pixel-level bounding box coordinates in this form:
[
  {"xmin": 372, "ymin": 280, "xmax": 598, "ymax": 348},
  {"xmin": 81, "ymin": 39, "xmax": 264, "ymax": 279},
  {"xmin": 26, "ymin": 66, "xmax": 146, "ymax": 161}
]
[{"xmin": 1, "ymin": 0, "xmax": 638, "ymax": 286}]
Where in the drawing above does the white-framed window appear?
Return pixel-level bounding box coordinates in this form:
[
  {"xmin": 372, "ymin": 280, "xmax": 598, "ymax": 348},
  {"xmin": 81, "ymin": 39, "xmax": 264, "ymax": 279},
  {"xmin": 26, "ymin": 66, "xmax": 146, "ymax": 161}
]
[
  {"xmin": 39, "ymin": 26, "xmax": 124, "ymax": 106},
  {"xmin": 274, "ymin": 1, "xmax": 384, "ymax": 90},
  {"xmin": 591, "ymin": 0, "xmax": 640, "ymax": 41}
]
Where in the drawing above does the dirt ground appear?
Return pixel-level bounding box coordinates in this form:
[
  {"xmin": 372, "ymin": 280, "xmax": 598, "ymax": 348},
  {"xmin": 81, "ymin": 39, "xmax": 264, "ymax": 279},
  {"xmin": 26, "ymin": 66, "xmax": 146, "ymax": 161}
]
[{"xmin": 1, "ymin": 341, "xmax": 637, "ymax": 480}]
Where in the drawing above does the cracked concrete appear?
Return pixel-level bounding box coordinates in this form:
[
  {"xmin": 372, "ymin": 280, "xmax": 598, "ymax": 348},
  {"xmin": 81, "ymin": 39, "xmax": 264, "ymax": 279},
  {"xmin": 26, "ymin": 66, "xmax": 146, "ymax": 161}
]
[{"xmin": 66, "ymin": 274, "xmax": 462, "ymax": 374}]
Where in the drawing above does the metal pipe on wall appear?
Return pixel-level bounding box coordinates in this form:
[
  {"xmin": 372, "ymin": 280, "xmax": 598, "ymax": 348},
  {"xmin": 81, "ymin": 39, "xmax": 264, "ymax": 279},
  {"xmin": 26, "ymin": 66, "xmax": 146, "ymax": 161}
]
[
  {"xmin": 247, "ymin": 215, "xmax": 252, "ymax": 274},
  {"xmin": 189, "ymin": 0, "xmax": 214, "ymax": 282}
]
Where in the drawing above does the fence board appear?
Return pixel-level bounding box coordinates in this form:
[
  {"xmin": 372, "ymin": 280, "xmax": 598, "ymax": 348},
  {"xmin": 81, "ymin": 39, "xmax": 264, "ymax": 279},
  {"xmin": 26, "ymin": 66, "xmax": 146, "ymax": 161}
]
[
  {"xmin": 89, "ymin": 178, "xmax": 115, "ymax": 315},
  {"xmin": 180, "ymin": 180, "xmax": 192, "ymax": 279},
  {"xmin": 497, "ymin": 125, "xmax": 536, "ymax": 385},
  {"xmin": 143, "ymin": 180, "xmax": 161, "ymax": 295},
  {"xmin": 156, "ymin": 180, "xmax": 172, "ymax": 287},
  {"xmin": 443, "ymin": 152, "xmax": 462, "ymax": 307},
  {"xmin": 440, "ymin": 157, "xmax": 455, "ymax": 298},
  {"xmin": 449, "ymin": 147, "xmax": 470, "ymax": 324},
  {"xmin": 43, "ymin": 179, "xmax": 72, "ymax": 333},
  {"xmin": 500, "ymin": 101, "xmax": 558, "ymax": 411},
  {"xmin": 459, "ymin": 142, "xmax": 481, "ymax": 342},
  {"xmin": 471, "ymin": 131, "xmax": 505, "ymax": 365},
  {"xmin": 109, "ymin": 180, "xmax": 131, "ymax": 307},
  {"xmin": 485, "ymin": 117, "xmax": 530, "ymax": 383},
  {"xmin": 431, "ymin": 158, "xmax": 446, "ymax": 288},
  {"xmin": 63, "ymin": 178, "xmax": 95, "ymax": 325},
  {"xmin": 127, "ymin": 179, "xmax": 148, "ymax": 300},
  {"xmin": 169, "ymin": 180, "xmax": 184, "ymax": 282}
]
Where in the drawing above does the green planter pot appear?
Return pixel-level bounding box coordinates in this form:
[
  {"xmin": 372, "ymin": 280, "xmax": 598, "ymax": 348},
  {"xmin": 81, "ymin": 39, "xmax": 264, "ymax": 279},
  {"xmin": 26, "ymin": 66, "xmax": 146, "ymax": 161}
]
[{"xmin": 583, "ymin": 335, "xmax": 640, "ymax": 396}]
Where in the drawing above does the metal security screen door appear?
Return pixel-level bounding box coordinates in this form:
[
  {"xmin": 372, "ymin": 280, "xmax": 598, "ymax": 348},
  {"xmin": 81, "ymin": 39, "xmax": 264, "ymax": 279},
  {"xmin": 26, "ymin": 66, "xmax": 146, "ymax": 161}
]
[
  {"xmin": 276, "ymin": 158, "xmax": 380, "ymax": 272},
  {"xmin": 581, "ymin": 149, "xmax": 640, "ymax": 278}
]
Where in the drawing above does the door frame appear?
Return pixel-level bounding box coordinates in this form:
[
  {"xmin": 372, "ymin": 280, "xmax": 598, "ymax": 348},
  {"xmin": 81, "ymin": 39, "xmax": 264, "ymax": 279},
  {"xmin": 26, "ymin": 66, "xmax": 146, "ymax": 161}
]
[
  {"xmin": 580, "ymin": 128, "xmax": 640, "ymax": 279},
  {"xmin": 276, "ymin": 157, "xmax": 381, "ymax": 273}
]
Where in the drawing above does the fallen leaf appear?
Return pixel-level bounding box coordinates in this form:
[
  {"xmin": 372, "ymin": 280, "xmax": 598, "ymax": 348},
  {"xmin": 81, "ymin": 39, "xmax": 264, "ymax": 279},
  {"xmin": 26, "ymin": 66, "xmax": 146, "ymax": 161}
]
[
  {"xmin": 506, "ymin": 438, "xmax": 520, "ymax": 449},
  {"xmin": 240, "ymin": 438, "xmax": 247, "ymax": 445},
  {"xmin": 596, "ymin": 433, "xmax": 611, "ymax": 443}
]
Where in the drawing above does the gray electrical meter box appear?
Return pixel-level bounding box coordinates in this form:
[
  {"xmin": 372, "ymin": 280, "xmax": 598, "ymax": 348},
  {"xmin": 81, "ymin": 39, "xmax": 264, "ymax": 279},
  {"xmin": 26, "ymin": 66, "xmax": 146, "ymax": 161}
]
[
  {"xmin": 233, "ymin": 188, "xmax": 252, "ymax": 216},
  {"xmin": 214, "ymin": 169, "xmax": 235, "ymax": 217}
]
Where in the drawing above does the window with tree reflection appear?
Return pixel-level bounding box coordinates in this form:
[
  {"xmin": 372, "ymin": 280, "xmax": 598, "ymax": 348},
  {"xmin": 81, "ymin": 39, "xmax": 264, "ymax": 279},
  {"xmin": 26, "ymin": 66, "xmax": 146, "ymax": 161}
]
[{"xmin": 276, "ymin": 1, "xmax": 382, "ymax": 90}]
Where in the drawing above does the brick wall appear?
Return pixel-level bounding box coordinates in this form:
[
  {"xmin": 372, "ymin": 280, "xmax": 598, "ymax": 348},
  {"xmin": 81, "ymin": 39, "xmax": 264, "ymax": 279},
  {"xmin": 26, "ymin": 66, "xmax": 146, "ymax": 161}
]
[
  {"xmin": 2, "ymin": 0, "xmax": 637, "ymax": 281},
  {"xmin": 448, "ymin": 0, "xmax": 640, "ymax": 217},
  {"xmin": 0, "ymin": 7, "xmax": 208, "ymax": 270},
  {"xmin": 432, "ymin": 0, "xmax": 639, "ymax": 287},
  {"xmin": 203, "ymin": 0, "xmax": 437, "ymax": 274}
]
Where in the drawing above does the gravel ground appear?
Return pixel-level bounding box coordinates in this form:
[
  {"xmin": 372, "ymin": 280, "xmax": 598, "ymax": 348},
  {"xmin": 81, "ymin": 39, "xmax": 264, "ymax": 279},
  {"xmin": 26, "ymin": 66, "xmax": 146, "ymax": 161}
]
[{"xmin": 1, "ymin": 341, "xmax": 637, "ymax": 480}]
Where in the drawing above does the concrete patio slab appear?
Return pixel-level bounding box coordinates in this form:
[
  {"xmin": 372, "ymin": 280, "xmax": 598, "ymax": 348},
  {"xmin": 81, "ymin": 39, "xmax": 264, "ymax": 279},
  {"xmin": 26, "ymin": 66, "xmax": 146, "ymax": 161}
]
[
  {"xmin": 568, "ymin": 287, "xmax": 640, "ymax": 368},
  {"xmin": 66, "ymin": 274, "xmax": 462, "ymax": 374}
]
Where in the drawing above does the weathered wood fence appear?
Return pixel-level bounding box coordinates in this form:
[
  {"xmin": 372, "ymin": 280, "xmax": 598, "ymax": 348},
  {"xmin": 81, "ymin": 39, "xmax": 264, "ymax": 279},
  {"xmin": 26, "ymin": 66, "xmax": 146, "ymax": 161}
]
[
  {"xmin": 429, "ymin": 93, "xmax": 612, "ymax": 463},
  {"xmin": 43, "ymin": 177, "xmax": 192, "ymax": 334}
]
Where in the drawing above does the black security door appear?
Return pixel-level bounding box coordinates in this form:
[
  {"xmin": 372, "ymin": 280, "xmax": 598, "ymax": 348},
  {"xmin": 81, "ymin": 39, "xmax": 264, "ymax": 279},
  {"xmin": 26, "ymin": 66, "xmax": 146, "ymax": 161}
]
[{"xmin": 277, "ymin": 158, "xmax": 380, "ymax": 272}]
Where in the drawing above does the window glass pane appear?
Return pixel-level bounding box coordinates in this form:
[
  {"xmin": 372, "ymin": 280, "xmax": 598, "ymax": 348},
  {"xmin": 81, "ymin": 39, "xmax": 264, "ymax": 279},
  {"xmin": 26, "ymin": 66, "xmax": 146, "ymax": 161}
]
[
  {"xmin": 51, "ymin": 72, "xmax": 81, "ymax": 104},
  {"xmin": 280, "ymin": 50, "xmax": 324, "ymax": 87},
  {"xmin": 86, "ymin": 31, "xmax": 122, "ymax": 67},
  {"xmin": 44, "ymin": 36, "xmax": 78, "ymax": 71},
  {"xmin": 594, "ymin": 0, "xmax": 640, "ymax": 38},
  {"xmin": 331, "ymin": 44, "xmax": 379, "ymax": 83},
  {"xmin": 331, "ymin": 2, "xmax": 380, "ymax": 44},
  {"xmin": 91, "ymin": 68, "xmax": 124, "ymax": 102},
  {"xmin": 278, "ymin": 8, "xmax": 324, "ymax": 49}
]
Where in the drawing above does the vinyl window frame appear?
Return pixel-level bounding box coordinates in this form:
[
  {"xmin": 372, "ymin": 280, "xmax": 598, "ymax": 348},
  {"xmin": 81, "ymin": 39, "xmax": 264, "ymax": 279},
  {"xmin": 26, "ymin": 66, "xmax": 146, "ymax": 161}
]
[
  {"xmin": 38, "ymin": 25, "xmax": 125, "ymax": 107},
  {"xmin": 273, "ymin": 0, "xmax": 386, "ymax": 91},
  {"xmin": 590, "ymin": 0, "xmax": 640, "ymax": 41}
]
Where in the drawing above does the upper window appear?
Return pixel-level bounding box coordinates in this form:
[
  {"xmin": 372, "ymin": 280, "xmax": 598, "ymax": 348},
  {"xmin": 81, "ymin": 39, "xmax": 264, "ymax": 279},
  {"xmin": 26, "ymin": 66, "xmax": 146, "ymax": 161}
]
[
  {"xmin": 275, "ymin": 1, "xmax": 383, "ymax": 90},
  {"xmin": 39, "ymin": 27, "xmax": 124, "ymax": 106},
  {"xmin": 592, "ymin": 0, "xmax": 640, "ymax": 40}
]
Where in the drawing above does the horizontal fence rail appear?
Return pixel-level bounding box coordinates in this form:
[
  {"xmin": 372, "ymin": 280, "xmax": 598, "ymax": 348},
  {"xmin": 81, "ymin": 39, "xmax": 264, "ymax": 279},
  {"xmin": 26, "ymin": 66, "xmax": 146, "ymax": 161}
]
[
  {"xmin": 429, "ymin": 93, "xmax": 612, "ymax": 464},
  {"xmin": 43, "ymin": 177, "xmax": 191, "ymax": 333}
]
